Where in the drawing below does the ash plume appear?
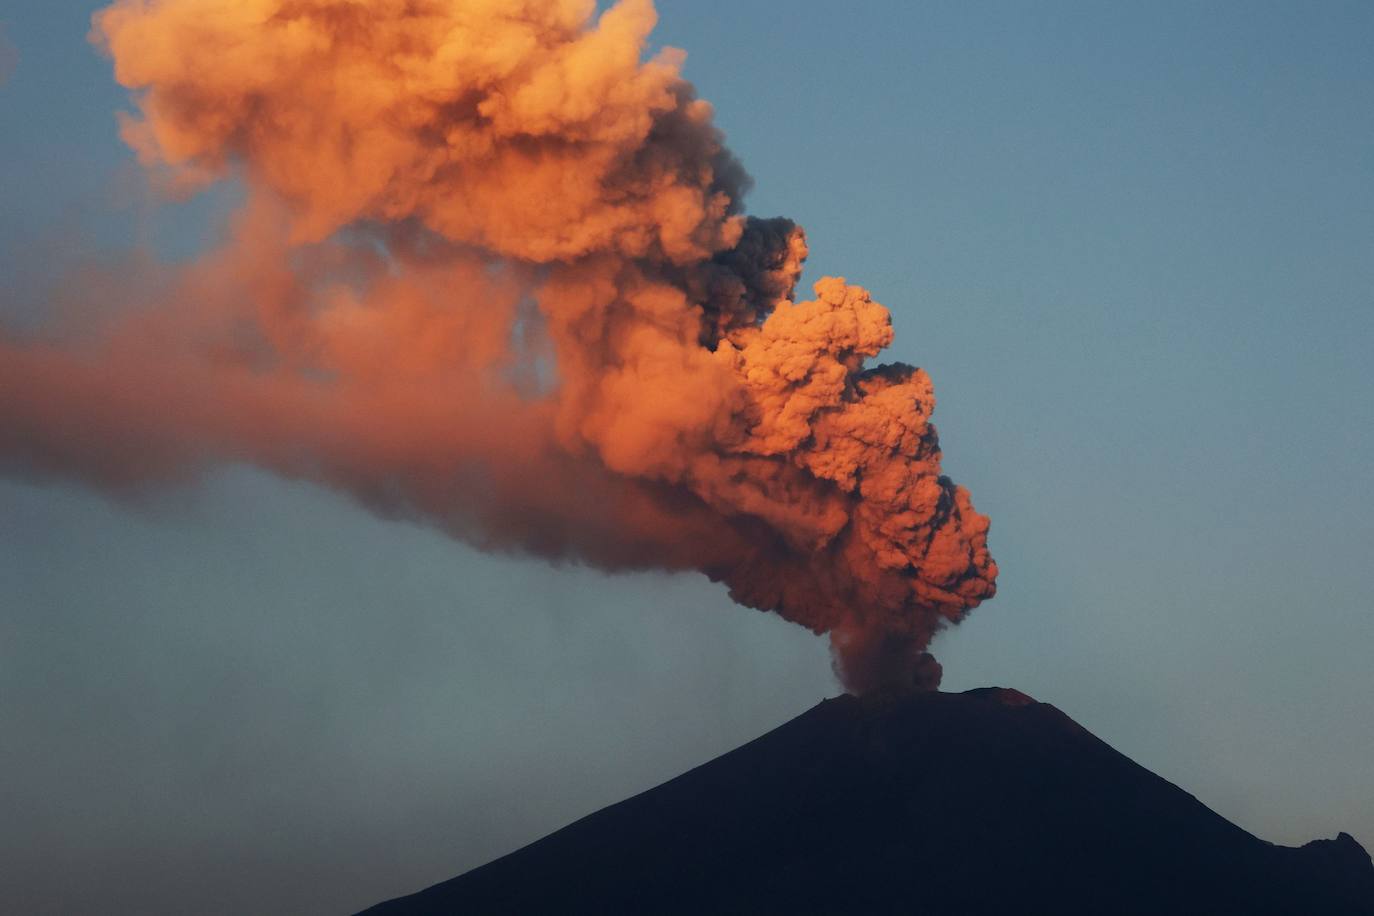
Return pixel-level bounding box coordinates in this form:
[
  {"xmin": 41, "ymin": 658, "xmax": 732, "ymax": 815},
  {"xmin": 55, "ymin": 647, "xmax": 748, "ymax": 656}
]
[{"xmin": 0, "ymin": 0, "xmax": 996, "ymax": 692}]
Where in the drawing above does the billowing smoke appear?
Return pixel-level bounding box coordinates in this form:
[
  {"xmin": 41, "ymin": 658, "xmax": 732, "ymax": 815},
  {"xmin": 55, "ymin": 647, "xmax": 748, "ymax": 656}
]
[{"xmin": 0, "ymin": 0, "xmax": 996, "ymax": 692}]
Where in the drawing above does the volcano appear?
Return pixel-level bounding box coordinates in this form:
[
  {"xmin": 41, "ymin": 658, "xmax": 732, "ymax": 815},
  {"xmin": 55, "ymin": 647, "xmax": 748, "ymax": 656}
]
[{"xmin": 358, "ymin": 688, "xmax": 1373, "ymax": 915}]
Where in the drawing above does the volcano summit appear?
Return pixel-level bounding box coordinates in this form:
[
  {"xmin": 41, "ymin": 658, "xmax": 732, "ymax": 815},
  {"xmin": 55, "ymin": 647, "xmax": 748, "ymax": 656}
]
[{"xmin": 360, "ymin": 688, "xmax": 1373, "ymax": 915}]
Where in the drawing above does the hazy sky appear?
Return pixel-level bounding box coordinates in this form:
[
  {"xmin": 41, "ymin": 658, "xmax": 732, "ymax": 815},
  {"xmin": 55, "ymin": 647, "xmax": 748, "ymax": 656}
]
[{"xmin": 3, "ymin": 2, "xmax": 1372, "ymax": 913}]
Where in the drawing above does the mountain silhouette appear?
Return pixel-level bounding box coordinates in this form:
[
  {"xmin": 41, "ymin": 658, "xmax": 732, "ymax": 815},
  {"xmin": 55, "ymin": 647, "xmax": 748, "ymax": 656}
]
[{"xmin": 359, "ymin": 687, "xmax": 1374, "ymax": 914}]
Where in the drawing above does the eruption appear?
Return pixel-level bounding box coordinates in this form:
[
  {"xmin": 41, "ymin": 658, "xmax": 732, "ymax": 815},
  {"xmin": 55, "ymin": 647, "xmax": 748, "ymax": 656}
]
[{"xmin": 0, "ymin": 0, "xmax": 996, "ymax": 692}]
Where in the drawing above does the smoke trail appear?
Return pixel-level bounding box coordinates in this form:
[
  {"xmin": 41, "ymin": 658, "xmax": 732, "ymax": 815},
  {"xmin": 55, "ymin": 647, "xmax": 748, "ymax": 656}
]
[
  {"xmin": 0, "ymin": 0, "xmax": 996, "ymax": 692},
  {"xmin": 0, "ymin": 23, "xmax": 17, "ymax": 89}
]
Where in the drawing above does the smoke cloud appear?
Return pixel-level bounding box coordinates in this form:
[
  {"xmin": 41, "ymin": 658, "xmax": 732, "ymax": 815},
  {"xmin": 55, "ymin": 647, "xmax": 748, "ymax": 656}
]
[{"xmin": 0, "ymin": 0, "xmax": 996, "ymax": 692}]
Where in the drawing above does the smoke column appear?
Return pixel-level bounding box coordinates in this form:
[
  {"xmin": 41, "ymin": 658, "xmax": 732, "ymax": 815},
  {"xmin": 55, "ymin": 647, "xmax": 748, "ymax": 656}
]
[{"xmin": 0, "ymin": 0, "xmax": 996, "ymax": 692}]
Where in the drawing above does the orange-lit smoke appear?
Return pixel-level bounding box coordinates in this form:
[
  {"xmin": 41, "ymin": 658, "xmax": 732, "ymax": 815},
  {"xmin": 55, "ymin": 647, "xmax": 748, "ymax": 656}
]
[{"xmin": 0, "ymin": 0, "xmax": 996, "ymax": 692}]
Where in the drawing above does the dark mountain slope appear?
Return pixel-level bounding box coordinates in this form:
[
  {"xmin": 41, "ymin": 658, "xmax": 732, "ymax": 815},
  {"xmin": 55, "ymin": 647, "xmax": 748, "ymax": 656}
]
[{"xmin": 360, "ymin": 688, "xmax": 1374, "ymax": 915}]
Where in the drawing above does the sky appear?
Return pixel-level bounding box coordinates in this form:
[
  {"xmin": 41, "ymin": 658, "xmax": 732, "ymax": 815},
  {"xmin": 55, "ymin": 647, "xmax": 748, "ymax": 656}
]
[{"xmin": 2, "ymin": 2, "xmax": 1372, "ymax": 913}]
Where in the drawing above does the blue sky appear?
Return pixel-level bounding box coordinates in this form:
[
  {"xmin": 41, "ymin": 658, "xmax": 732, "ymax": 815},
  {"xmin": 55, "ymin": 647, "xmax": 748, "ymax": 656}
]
[{"xmin": 2, "ymin": 2, "xmax": 1372, "ymax": 913}]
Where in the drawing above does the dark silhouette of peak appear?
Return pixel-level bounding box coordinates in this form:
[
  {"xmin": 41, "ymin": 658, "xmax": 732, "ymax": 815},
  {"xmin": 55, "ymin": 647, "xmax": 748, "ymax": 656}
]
[{"xmin": 359, "ymin": 688, "xmax": 1374, "ymax": 915}]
